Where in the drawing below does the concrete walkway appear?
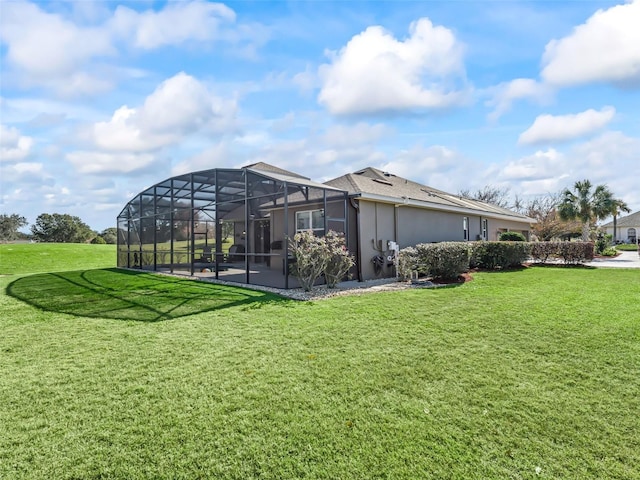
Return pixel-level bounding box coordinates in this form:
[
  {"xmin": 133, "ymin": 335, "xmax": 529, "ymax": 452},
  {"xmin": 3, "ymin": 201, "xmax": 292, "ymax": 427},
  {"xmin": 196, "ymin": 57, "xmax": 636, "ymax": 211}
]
[{"xmin": 588, "ymin": 250, "xmax": 640, "ymax": 268}]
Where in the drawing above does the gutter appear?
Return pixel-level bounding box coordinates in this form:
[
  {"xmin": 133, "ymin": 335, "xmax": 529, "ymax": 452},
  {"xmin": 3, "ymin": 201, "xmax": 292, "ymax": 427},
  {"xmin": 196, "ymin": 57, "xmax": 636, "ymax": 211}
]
[{"xmin": 357, "ymin": 192, "xmax": 536, "ymax": 224}]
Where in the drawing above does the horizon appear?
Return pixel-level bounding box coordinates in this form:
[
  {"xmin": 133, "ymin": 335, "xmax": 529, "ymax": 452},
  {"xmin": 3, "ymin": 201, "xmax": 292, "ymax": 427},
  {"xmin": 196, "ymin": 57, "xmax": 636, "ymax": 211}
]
[{"xmin": 1, "ymin": 0, "xmax": 639, "ymax": 231}]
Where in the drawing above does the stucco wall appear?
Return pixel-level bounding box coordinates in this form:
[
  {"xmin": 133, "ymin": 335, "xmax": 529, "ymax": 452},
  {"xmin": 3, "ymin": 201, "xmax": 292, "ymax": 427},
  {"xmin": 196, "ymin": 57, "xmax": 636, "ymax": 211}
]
[{"xmin": 355, "ymin": 200, "xmax": 532, "ymax": 280}]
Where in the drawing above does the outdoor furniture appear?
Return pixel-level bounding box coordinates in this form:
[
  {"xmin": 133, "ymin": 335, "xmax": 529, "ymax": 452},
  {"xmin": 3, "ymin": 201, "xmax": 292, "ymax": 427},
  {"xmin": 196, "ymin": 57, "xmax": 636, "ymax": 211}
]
[{"xmin": 226, "ymin": 244, "xmax": 245, "ymax": 262}]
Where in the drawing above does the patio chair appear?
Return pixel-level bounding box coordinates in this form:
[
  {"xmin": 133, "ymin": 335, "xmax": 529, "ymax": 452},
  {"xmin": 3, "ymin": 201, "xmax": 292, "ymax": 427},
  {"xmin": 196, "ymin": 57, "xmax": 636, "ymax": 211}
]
[{"xmin": 226, "ymin": 244, "xmax": 245, "ymax": 262}]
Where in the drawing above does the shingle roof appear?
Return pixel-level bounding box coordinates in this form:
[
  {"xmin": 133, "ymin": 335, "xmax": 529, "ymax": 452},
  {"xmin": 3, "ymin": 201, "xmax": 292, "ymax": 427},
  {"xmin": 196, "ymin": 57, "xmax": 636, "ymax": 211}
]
[
  {"xmin": 601, "ymin": 211, "xmax": 640, "ymax": 227},
  {"xmin": 243, "ymin": 162, "xmax": 309, "ymax": 180},
  {"xmin": 325, "ymin": 167, "xmax": 533, "ymax": 222}
]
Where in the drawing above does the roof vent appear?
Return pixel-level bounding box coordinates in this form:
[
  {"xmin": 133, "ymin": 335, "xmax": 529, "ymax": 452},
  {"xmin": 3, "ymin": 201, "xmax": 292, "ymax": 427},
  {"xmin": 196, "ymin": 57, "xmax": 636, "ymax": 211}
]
[{"xmin": 373, "ymin": 178, "xmax": 393, "ymax": 186}]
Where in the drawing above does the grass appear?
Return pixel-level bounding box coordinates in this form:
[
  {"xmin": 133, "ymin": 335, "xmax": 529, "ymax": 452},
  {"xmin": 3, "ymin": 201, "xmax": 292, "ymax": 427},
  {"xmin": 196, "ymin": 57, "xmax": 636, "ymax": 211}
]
[
  {"xmin": 616, "ymin": 243, "xmax": 639, "ymax": 252},
  {"xmin": 1, "ymin": 249, "xmax": 639, "ymax": 479},
  {"xmin": 0, "ymin": 243, "xmax": 116, "ymax": 274}
]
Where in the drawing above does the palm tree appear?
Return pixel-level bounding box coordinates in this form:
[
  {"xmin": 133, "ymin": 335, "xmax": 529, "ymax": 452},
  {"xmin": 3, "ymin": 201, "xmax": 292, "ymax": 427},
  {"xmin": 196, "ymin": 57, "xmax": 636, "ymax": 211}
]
[
  {"xmin": 611, "ymin": 199, "xmax": 631, "ymax": 243},
  {"xmin": 557, "ymin": 180, "xmax": 624, "ymax": 242}
]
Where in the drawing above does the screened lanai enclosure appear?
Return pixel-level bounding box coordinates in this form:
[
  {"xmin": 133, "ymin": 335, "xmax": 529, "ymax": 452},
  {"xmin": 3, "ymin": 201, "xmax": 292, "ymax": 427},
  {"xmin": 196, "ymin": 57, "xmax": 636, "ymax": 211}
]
[{"xmin": 117, "ymin": 163, "xmax": 349, "ymax": 289}]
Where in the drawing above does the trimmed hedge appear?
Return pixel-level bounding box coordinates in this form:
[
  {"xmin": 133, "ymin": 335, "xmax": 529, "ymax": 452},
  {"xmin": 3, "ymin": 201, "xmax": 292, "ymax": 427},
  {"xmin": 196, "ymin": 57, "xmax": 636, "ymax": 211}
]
[
  {"xmin": 471, "ymin": 241, "xmax": 530, "ymax": 269},
  {"xmin": 530, "ymin": 241, "xmax": 594, "ymax": 265},
  {"xmin": 399, "ymin": 241, "xmax": 595, "ymax": 280},
  {"xmin": 398, "ymin": 242, "xmax": 471, "ymax": 280}
]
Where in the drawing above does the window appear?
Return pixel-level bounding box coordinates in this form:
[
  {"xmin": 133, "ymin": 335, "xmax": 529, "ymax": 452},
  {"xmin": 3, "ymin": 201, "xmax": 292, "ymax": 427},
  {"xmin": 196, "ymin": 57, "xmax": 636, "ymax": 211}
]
[
  {"xmin": 296, "ymin": 209, "xmax": 324, "ymax": 234},
  {"xmin": 629, "ymin": 228, "xmax": 637, "ymax": 244},
  {"xmin": 482, "ymin": 218, "xmax": 488, "ymax": 240},
  {"xmin": 463, "ymin": 216, "xmax": 469, "ymax": 241}
]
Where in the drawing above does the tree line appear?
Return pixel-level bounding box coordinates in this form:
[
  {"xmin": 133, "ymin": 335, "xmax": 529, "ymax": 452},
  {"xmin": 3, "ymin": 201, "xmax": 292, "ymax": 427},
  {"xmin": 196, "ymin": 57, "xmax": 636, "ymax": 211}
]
[
  {"xmin": 0, "ymin": 213, "xmax": 117, "ymax": 244},
  {"xmin": 460, "ymin": 179, "xmax": 630, "ymax": 242}
]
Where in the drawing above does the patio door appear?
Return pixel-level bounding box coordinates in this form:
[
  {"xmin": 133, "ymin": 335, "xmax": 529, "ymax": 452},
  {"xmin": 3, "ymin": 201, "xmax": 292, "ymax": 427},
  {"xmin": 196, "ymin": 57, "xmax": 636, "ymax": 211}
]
[{"xmin": 254, "ymin": 220, "xmax": 271, "ymax": 264}]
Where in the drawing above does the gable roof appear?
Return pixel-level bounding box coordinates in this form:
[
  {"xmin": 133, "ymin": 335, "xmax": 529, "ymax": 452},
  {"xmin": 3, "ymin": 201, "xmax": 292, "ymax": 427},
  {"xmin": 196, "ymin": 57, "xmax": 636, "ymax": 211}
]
[
  {"xmin": 325, "ymin": 167, "xmax": 534, "ymax": 223},
  {"xmin": 242, "ymin": 162, "xmax": 309, "ymax": 180},
  {"xmin": 602, "ymin": 211, "xmax": 640, "ymax": 228}
]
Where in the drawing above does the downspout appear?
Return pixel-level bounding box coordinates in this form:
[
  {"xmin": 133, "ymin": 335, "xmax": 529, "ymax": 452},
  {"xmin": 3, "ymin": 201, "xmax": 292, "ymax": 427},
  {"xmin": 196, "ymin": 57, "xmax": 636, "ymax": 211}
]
[{"xmin": 350, "ymin": 196, "xmax": 362, "ymax": 282}]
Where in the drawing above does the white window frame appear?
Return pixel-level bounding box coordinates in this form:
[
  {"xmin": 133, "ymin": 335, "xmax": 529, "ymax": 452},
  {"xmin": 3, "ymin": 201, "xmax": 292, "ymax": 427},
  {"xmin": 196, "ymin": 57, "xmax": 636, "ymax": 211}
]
[
  {"xmin": 296, "ymin": 209, "xmax": 324, "ymax": 234},
  {"xmin": 482, "ymin": 218, "xmax": 488, "ymax": 240},
  {"xmin": 463, "ymin": 216, "xmax": 469, "ymax": 241}
]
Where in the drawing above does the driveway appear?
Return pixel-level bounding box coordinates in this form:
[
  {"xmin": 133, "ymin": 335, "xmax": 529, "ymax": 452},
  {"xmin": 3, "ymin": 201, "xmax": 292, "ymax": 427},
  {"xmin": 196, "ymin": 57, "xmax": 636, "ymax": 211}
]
[{"xmin": 588, "ymin": 250, "xmax": 640, "ymax": 268}]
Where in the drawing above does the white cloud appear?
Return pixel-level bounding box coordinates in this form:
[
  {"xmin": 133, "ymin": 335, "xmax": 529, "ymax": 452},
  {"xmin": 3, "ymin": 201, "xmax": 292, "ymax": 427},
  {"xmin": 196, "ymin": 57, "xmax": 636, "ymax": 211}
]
[
  {"xmin": 0, "ymin": 125, "xmax": 34, "ymax": 162},
  {"xmin": 66, "ymin": 151, "xmax": 157, "ymax": 174},
  {"xmin": 89, "ymin": 72, "xmax": 237, "ymax": 152},
  {"xmin": 318, "ymin": 18, "xmax": 469, "ymax": 115},
  {"xmin": 499, "ymin": 149, "xmax": 565, "ymax": 182},
  {"xmin": 110, "ymin": 1, "xmax": 236, "ymax": 49},
  {"xmin": 0, "ymin": 2, "xmax": 114, "ymax": 78},
  {"xmin": 378, "ymin": 145, "xmax": 467, "ymax": 193},
  {"xmin": 0, "ymin": 1, "xmax": 257, "ymax": 97},
  {"xmin": 518, "ymin": 107, "xmax": 615, "ymax": 145},
  {"xmin": 486, "ymin": 78, "xmax": 553, "ymax": 121},
  {"xmin": 321, "ymin": 123, "xmax": 390, "ymax": 148},
  {"xmin": 541, "ymin": 0, "xmax": 640, "ymax": 87}
]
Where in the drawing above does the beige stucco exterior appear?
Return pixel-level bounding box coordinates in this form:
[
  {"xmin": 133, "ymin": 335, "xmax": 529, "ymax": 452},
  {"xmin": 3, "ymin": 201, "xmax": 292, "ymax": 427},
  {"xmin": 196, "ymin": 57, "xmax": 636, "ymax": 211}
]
[{"xmin": 353, "ymin": 198, "xmax": 532, "ymax": 281}]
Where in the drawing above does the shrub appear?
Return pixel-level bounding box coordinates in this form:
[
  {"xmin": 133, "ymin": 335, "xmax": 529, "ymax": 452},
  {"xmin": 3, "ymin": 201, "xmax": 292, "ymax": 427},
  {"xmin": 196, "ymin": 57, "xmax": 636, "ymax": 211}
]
[
  {"xmin": 499, "ymin": 231, "xmax": 526, "ymax": 242},
  {"xmin": 412, "ymin": 242, "xmax": 471, "ymax": 280},
  {"xmin": 600, "ymin": 247, "xmax": 618, "ymax": 257},
  {"xmin": 397, "ymin": 246, "xmax": 418, "ymax": 281},
  {"xmin": 91, "ymin": 236, "xmax": 107, "ymax": 244},
  {"xmin": 323, "ymin": 231, "xmax": 354, "ymax": 288},
  {"xmin": 557, "ymin": 242, "xmax": 594, "ymax": 265},
  {"xmin": 289, "ymin": 231, "xmax": 328, "ymax": 291},
  {"xmin": 472, "ymin": 241, "xmax": 530, "ymax": 269},
  {"xmin": 289, "ymin": 230, "xmax": 354, "ymax": 291},
  {"xmin": 530, "ymin": 242, "xmax": 556, "ymax": 264}
]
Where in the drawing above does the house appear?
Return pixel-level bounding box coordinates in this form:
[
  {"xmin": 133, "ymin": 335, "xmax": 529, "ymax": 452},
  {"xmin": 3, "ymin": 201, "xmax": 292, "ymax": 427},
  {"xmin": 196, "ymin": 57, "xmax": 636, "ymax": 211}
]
[
  {"xmin": 601, "ymin": 211, "xmax": 640, "ymax": 244},
  {"xmin": 325, "ymin": 167, "xmax": 534, "ymax": 280},
  {"xmin": 117, "ymin": 162, "xmax": 533, "ymax": 288}
]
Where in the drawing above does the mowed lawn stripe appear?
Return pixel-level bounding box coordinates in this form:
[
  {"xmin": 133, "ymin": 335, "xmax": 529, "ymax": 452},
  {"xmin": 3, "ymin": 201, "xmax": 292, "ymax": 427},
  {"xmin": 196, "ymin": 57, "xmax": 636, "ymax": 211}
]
[{"xmin": 1, "ymin": 266, "xmax": 639, "ymax": 479}]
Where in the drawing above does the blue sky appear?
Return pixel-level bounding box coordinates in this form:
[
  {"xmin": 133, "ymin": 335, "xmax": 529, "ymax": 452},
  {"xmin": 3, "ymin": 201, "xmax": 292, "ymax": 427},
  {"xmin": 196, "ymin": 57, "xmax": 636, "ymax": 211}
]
[{"xmin": 1, "ymin": 0, "xmax": 639, "ymax": 231}]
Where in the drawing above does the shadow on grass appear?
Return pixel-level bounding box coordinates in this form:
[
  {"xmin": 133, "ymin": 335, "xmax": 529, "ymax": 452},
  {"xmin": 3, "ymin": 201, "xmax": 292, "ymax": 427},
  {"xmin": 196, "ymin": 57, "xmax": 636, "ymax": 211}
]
[{"xmin": 6, "ymin": 268, "xmax": 290, "ymax": 322}]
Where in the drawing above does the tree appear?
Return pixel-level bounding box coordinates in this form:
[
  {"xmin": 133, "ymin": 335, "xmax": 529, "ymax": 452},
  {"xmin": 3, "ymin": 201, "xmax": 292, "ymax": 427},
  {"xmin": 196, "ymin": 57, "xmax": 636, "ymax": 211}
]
[
  {"xmin": 31, "ymin": 213, "xmax": 94, "ymax": 243},
  {"xmin": 518, "ymin": 193, "xmax": 581, "ymax": 241},
  {"xmin": 610, "ymin": 199, "xmax": 630, "ymax": 243},
  {"xmin": 459, "ymin": 186, "xmax": 511, "ymax": 209},
  {"xmin": 100, "ymin": 227, "xmax": 118, "ymax": 244},
  {"xmin": 557, "ymin": 180, "xmax": 623, "ymax": 242},
  {"xmin": 0, "ymin": 213, "xmax": 28, "ymax": 242}
]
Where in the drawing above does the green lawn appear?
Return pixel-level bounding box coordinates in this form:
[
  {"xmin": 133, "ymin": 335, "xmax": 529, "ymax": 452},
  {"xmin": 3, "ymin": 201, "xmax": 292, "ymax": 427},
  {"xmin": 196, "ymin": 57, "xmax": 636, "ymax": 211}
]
[
  {"xmin": 616, "ymin": 243, "xmax": 639, "ymax": 252},
  {"xmin": 1, "ymin": 258, "xmax": 639, "ymax": 478},
  {"xmin": 0, "ymin": 242, "xmax": 116, "ymax": 274}
]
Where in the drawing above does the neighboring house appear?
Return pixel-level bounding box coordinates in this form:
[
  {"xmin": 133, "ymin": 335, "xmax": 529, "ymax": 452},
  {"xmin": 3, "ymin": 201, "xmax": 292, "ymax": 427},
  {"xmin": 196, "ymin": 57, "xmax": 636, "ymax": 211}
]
[
  {"xmin": 325, "ymin": 167, "xmax": 534, "ymax": 281},
  {"xmin": 117, "ymin": 162, "xmax": 533, "ymax": 288},
  {"xmin": 601, "ymin": 211, "xmax": 640, "ymax": 244}
]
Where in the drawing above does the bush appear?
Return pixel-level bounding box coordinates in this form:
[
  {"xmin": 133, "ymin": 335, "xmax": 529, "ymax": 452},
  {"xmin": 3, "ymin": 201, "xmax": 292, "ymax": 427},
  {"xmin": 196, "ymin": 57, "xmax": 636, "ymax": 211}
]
[
  {"xmin": 410, "ymin": 242, "xmax": 471, "ymax": 280},
  {"xmin": 289, "ymin": 231, "xmax": 328, "ymax": 291},
  {"xmin": 529, "ymin": 241, "xmax": 594, "ymax": 265},
  {"xmin": 323, "ymin": 231, "xmax": 354, "ymax": 288},
  {"xmin": 289, "ymin": 230, "xmax": 354, "ymax": 291},
  {"xmin": 499, "ymin": 231, "xmax": 526, "ymax": 242},
  {"xmin": 91, "ymin": 236, "xmax": 107, "ymax": 244},
  {"xmin": 397, "ymin": 246, "xmax": 419, "ymax": 281},
  {"xmin": 600, "ymin": 247, "xmax": 618, "ymax": 257},
  {"xmin": 557, "ymin": 242, "xmax": 594, "ymax": 265},
  {"xmin": 472, "ymin": 241, "xmax": 530, "ymax": 269}
]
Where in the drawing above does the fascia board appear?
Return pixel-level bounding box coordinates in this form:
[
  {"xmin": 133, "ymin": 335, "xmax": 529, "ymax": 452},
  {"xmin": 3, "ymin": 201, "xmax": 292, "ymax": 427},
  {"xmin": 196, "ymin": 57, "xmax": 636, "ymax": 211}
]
[{"xmin": 356, "ymin": 193, "xmax": 536, "ymax": 224}]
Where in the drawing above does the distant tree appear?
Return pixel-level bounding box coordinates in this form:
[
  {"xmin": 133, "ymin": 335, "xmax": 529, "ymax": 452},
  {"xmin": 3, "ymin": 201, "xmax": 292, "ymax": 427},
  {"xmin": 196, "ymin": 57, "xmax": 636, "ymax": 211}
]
[
  {"xmin": 558, "ymin": 180, "xmax": 624, "ymax": 242},
  {"xmin": 459, "ymin": 186, "xmax": 511, "ymax": 209},
  {"xmin": 31, "ymin": 213, "xmax": 94, "ymax": 243},
  {"xmin": 100, "ymin": 227, "xmax": 118, "ymax": 244},
  {"xmin": 0, "ymin": 213, "xmax": 28, "ymax": 242},
  {"xmin": 610, "ymin": 199, "xmax": 630, "ymax": 242},
  {"xmin": 518, "ymin": 193, "xmax": 581, "ymax": 241}
]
